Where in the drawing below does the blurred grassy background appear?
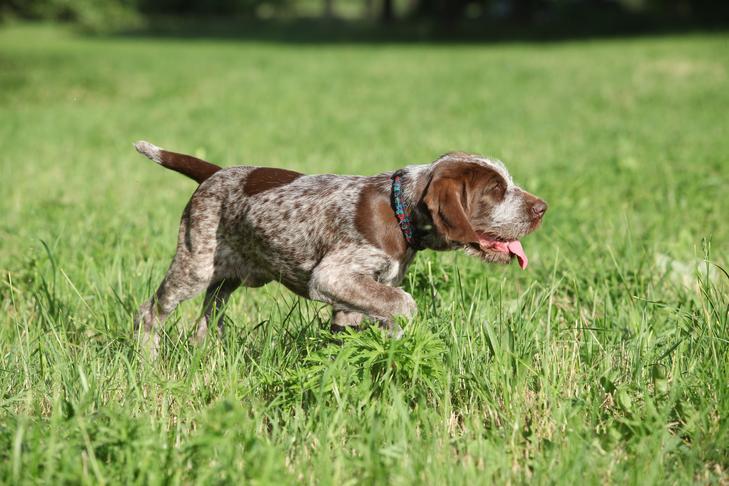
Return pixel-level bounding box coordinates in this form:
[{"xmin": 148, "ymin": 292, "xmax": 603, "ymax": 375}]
[{"xmin": 1, "ymin": 19, "xmax": 728, "ymax": 484}]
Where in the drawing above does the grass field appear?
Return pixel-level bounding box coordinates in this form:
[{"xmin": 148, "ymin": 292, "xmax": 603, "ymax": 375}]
[{"xmin": 1, "ymin": 23, "xmax": 728, "ymax": 484}]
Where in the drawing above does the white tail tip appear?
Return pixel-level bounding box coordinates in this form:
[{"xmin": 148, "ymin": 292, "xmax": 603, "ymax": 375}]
[{"xmin": 134, "ymin": 140, "xmax": 162, "ymax": 164}]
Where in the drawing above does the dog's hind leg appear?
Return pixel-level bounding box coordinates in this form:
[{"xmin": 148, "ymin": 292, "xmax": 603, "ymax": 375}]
[
  {"xmin": 194, "ymin": 278, "xmax": 240, "ymax": 342},
  {"xmin": 135, "ymin": 191, "xmax": 222, "ymax": 356},
  {"xmin": 135, "ymin": 252, "xmax": 215, "ymax": 356}
]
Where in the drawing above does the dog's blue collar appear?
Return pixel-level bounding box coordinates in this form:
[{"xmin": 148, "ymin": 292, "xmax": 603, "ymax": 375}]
[{"xmin": 391, "ymin": 172, "xmax": 417, "ymax": 248}]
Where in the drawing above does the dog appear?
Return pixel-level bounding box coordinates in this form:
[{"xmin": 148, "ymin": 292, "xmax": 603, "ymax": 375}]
[{"xmin": 133, "ymin": 141, "xmax": 547, "ymax": 352}]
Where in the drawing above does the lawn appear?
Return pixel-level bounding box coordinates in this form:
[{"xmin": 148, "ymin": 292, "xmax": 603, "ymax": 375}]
[{"xmin": 1, "ymin": 23, "xmax": 728, "ymax": 484}]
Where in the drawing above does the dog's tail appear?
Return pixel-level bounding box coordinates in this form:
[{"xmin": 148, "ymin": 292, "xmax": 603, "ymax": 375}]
[{"xmin": 134, "ymin": 141, "xmax": 222, "ymax": 184}]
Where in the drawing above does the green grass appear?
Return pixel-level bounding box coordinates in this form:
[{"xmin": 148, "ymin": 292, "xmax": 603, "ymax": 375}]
[{"xmin": 1, "ymin": 23, "xmax": 728, "ymax": 484}]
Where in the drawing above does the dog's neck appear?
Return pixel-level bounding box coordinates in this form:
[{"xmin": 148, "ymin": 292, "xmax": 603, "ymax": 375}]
[
  {"xmin": 389, "ymin": 164, "xmax": 431, "ymax": 209},
  {"xmin": 386, "ymin": 164, "xmax": 453, "ymax": 252}
]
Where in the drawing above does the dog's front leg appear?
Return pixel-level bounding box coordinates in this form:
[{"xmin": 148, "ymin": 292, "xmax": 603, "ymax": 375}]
[
  {"xmin": 310, "ymin": 264, "xmax": 416, "ymax": 337},
  {"xmin": 331, "ymin": 309, "xmax": 365, "ymax": 333}
]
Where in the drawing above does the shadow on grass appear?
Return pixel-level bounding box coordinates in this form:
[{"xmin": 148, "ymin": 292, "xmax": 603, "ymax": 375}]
[{"xmin": 110, "ymin": 9, "xmax": 729, "ymax": 45}]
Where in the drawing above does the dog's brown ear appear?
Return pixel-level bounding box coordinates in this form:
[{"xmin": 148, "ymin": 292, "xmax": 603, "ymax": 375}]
[{"xmin": 423, "ymin": 171, "xmax": 480, "ymax": 245}]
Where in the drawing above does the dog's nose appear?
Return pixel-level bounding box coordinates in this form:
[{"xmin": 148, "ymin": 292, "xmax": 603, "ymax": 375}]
[{"xmin": 531, "ymin": 200, "xmax": 548, "ymax": 219}]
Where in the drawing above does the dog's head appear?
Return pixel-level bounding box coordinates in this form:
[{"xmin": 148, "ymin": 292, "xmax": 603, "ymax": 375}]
[{"xmin": 420, "ymin": 153, "xmax": 547, "ymax": 269}]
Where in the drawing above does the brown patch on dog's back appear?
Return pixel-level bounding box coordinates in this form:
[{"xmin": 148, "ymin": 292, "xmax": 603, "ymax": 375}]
[
  {"xmin": 244, "ymin": 167, "xmax": 303, "ymax": 196},
  {"xmin": 355, "ymin": 183, "xmax": 408, "ymax": 259}
]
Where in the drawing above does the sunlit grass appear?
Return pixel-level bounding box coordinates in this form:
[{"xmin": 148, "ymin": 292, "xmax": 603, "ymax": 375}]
[{"xmin": 1, "ymin": 24, "xmax": 727, "ymax": 484}]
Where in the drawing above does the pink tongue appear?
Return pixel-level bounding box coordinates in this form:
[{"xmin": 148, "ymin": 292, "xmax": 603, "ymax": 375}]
[
  {"xmin": 478, "ymin": 238, "xmax": 529, "ymax": 270},
  {"xmin": 507, "ymin": 241, "xmax": 528, "ymax": 270}
]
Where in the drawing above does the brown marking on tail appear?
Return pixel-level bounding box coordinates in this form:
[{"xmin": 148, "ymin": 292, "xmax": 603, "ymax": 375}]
[{"xmin": 134, "ymin": 141, "xmax": 222, "ymax": 184}]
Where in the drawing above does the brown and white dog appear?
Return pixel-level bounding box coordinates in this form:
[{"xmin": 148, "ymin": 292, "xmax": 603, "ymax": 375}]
[{"xmin": 133, "ymin": 141, "xmax": 547, "ymax": 350}]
